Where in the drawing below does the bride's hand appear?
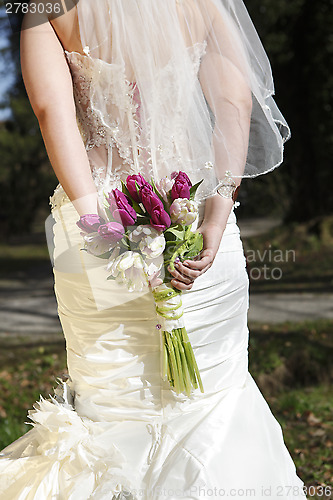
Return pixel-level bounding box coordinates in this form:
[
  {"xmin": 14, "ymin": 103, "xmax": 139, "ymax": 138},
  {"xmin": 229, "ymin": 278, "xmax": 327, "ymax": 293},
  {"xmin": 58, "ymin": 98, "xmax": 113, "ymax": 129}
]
[{"xmin": 167, "ymin": 222, "xmax": 225, "ymax": 291}]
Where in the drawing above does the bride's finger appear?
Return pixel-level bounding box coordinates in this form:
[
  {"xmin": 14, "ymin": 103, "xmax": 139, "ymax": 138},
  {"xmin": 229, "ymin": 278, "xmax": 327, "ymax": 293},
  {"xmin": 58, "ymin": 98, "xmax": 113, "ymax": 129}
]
[
  {"xmin": 182, "ymin": 254, "xmax": 212, "ymax": 271},
  {"xmin": 168, "ymin": 266, "xmax": 195, "ymax": 285},
  {"xmin": 171, "ymin": 278, "xmax": 194, "ymax": 291},
  {"xmin": 198, "ymin": 262, "xmax": 213, "ymax": 275},
  {"xmin": 172, "ymin": 262, "xmax": 201, "ymax": 279}
]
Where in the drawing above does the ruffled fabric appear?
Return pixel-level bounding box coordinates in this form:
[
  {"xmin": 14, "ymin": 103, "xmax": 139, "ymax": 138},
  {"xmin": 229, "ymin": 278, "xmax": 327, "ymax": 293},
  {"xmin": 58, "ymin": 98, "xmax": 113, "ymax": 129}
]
[{"xmin": 0, "ymin": 377, "xmax": 139, "ymax": 500}]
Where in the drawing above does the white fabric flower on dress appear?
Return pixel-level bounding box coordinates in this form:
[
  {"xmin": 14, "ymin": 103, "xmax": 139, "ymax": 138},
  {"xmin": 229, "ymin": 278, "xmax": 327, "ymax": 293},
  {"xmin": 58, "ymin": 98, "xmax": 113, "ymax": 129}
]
[{"xmin": 22, "ymin": 378, "xmax": 137, "ymax": 498}]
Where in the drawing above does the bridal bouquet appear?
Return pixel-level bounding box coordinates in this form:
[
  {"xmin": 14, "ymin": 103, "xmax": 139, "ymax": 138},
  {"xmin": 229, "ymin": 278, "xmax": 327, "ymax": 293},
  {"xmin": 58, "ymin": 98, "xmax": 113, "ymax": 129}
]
[{"xmin": 76, "ymin": 171, "xmax": 204, "ymax": 396}]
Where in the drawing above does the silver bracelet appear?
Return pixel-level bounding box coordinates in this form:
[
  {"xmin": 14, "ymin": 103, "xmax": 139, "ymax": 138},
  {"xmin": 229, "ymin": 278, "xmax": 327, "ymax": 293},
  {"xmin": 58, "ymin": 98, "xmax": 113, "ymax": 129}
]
[{"xmin": 217, "ymin": 171, "xmax": 240, "ymax": 201}]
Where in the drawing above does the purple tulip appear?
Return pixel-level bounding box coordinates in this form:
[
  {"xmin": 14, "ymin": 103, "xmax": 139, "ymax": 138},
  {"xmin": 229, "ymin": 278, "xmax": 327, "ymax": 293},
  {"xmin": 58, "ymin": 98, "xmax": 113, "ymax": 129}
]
[
  {"xmin": 150, "ymin": 205, "xmax": 171, "ymax": 231},
  {"xmin": 179, "ymin": 171, "xmax": 192, "ymax": 185},
  {"xmin": 76, "ymin": 214, "xmax": 105, "ymax": 233},
  {"xmin": 107, "ymin": 188, "xmax": 137, "ymax": 226},
  {"xmin": 141, "ymin": 185, "xmax": 164, "ymax": 214},
  {"xmin": 171, "ymin": 171, "xmax": 192, "ymax": 184},
  {"xmin": 126, "ymin": 174, "xmax": 150, "ymax": 202},
  {"xmin": 171, "ymin": 171, "xmax": 192, "ymax": 200},
  {"xmin": 98, "ymin": 222, "xmax": 125, "ymax": 245}
]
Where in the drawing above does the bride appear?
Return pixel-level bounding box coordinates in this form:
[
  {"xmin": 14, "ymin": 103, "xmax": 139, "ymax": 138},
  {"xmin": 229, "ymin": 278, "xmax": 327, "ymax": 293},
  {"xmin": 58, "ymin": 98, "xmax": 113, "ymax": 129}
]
[{"xmin": 0, "ymin": 0, "xmax": 307, "ymax": 498}]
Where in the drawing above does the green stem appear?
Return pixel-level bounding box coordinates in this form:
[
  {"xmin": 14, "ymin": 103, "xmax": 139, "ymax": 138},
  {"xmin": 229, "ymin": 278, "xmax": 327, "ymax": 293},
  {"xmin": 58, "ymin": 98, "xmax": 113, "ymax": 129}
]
[
  {"xmin": 165, "ymin": 331, "xmax": 180, "ymax": 394},
  {"xmin": 162, "ymin": 339, "xmax": 168, "ymax": 381},
  {"xmin": 175, "ymin": 329, "xmax": 192, "ymax": 397},
  {"xmin": 183, "ymin": 342, "xmax": 198, "ymax": 389},
  {"xmin": 172, "ymin": 330, "xmax": 184, "ymax": 394},
  {"xmin": 167, "ymin": 345, "xmax": 174, "ymax": 385},
  {"xmin": 181, "ymin": 328, "xmax": 204, "ymax": 393}
]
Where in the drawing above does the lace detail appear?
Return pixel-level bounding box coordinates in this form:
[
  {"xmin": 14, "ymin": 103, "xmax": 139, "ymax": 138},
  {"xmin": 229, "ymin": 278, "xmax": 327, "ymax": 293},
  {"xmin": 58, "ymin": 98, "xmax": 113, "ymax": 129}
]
[
  {"xmin": 65, "ymin": 40, "xmax": 207, "ymax": 160},
  {"xmin": 190, "ymin": 40, "xmax": 208, "ymax": 75},
  {"xmin": 65, "ymin": 51, "xmax": 112, "ymax": 153},
  {"xmin": 56, "ymin": 41, "xmax": 208, "ymax": 205}
]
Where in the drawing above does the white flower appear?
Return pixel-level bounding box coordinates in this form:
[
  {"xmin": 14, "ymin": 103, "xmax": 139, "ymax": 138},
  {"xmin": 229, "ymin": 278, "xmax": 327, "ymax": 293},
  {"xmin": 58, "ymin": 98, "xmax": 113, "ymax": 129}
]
[
  {"xmin": 139, "ymin": 232, "xmax": 165, "ymax": 259},
  {"xmin": 128, "ymin": 224, "xmax": 166, "ymax": 258},
  {"xmin": 82, "ymin": 232, "xmax": 114, "ymax": 256},
  {"xmin": 155, "ymin": 176, "xmax": 174, "ymax": 202},
  {"xmin": 169, "ymin": 198, "xmax": 198, "ymax": 225},
  {"xmin": 107, "ymin": 250, "xmax": 148, "ymax": 292},
  {"xmin": 143, "ymin": 254, "xmax": 164, "ymax": 276},
  {"xmin": 128, "ymin": 224, "xmax": 153, "ymax": 244}
]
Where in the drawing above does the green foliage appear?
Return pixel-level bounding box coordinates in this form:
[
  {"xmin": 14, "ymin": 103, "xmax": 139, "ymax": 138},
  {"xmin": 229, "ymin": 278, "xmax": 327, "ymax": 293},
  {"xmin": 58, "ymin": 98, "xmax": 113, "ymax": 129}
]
[
  {"xmin": 0, "ymin": 96, "xmax": 56, "ymax": 234},
  {"xmin": 239, "ymin": 0, "xmax": 333, "ymax": 221},
  {"xmin": 0, "ymin": 342, "xmax": 67, "ymax": 450},
  {"xmin": 189, "ymin": 179, "xmax": 204, "ymax": 200},
  {"xmin": 249, "ymin": 319, "xmax": 333, "ymax": 490},
  {"xmin": 163, "ymin": 225, "xmax": 203, "ymax": 284},
  {"xmin": 0, "ymin": 7, "xmax": 56, "ymax": 235}
]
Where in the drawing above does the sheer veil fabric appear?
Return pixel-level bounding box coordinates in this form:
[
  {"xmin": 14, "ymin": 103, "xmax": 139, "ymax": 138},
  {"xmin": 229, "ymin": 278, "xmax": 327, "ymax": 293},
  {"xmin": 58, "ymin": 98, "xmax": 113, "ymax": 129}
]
[{"xmin": 75, "ymin": 0, "xmax": 291, "ymax": 200}]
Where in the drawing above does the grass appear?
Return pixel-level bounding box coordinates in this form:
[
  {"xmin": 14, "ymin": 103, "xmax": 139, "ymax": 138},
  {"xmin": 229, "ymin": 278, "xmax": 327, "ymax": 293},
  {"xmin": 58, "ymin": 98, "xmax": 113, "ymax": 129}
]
[
  {"xmin": 248, "ymin": 319, "xmax": 333, "ymax": 498},
  {"xmin": 0, "ymin": 342, "xmax": 66, "ymax": 450},
  {"xmin": 268, "ymin": 385, "xmax": 333, "ymax": 497}
]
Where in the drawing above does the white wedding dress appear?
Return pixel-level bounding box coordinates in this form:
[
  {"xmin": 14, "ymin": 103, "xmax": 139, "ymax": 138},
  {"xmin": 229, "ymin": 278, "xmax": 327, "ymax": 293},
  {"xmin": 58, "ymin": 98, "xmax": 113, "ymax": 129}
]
[{"xmin": 0, "ymin": 44, "xmax": 307, "ymax": 500}]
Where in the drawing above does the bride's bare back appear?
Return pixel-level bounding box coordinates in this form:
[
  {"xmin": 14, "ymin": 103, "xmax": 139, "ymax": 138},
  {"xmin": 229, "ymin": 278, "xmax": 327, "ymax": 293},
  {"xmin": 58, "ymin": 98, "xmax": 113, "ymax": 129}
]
[{"xmin": 48, "ymin": 1, "xmax": 208, "ymax": 63}]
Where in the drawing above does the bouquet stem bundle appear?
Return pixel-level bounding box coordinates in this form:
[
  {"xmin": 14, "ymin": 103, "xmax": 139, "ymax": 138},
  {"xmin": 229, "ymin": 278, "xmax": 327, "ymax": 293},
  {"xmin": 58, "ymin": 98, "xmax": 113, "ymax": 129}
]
[{"xmin": 152, "ymin": 284, "xmax": 204, "ymax": 396}]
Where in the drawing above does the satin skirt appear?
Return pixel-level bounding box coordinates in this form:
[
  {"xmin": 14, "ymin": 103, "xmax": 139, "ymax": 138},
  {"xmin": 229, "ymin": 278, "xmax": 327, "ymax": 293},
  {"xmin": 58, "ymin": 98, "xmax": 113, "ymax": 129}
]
[{"xmin": 0, "ymin": 198, "xmax": 307, "ymax": 499}]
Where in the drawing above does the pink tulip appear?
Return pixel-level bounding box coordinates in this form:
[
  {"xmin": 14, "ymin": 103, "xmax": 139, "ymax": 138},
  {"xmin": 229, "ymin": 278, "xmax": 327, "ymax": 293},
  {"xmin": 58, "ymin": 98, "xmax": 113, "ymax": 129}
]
[
  {"xmin": 141, "ymin": 185, "xmax": 163, "ymax": 214},
  {"xmin": 150, "ymin": 205, "xmax": 171, "ymax": 231},
  {"xmin": 98, "ymin": 222, "xmax": 125, "ymax": 245},
  {"xmin": 171, "ymin": 171, "xmax": 192, "ymax": 200},
  {"xmin": 126, "ymin": 174, "xmax": 150, "ymax": 202},
  {"xmin": 107, "ymin": 188, "xmax": 137, "ymax": 226},
  {"xmin": 76, "ymin": 214, "xmax": 105, "ymax": 233}
]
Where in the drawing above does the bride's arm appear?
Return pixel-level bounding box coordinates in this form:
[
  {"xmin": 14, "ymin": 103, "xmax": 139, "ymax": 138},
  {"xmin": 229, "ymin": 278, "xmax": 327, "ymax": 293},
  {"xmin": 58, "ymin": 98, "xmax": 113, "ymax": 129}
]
[
  {"xmin": 20, "ymin": 12, "xmax": 98, "ymax": 216},
  {"xmin": 169, "ymin": 2, "xmax": 252, "ymax": 290}
]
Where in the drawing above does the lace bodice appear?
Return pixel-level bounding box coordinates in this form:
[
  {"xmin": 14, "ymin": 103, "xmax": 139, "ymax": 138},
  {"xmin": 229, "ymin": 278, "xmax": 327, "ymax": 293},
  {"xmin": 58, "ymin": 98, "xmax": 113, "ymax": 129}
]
[{"xmin": 50, "ymin": 40, "xmax": 207, "ymax": 210}]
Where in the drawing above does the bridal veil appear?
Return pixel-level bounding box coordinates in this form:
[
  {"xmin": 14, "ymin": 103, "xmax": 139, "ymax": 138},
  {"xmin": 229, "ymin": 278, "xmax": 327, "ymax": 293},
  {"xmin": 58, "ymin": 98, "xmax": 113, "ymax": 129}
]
[{"xmin": 72, "ymin": 0, "xmax": 290, "ymax": 201}]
